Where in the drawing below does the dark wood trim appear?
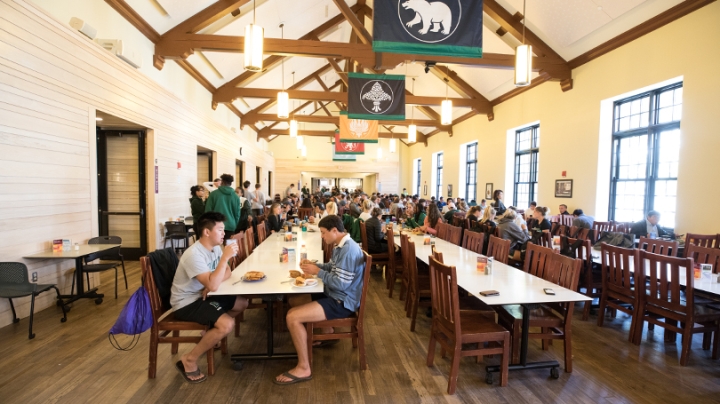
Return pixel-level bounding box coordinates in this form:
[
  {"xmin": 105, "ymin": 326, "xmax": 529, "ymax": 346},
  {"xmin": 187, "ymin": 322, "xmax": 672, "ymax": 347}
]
[
  {"xmin": 104, "ymin": 0, "xmax": 160, "ymax": 43},
  {"xmin": 490, "ymin": 75, "xmax": 552, "ymax": 107},
  {"xmin": 430, "ymin": 65, "xmax": 493, "ymax": 119},
  {"xmin": 332, "ymin": 0, "xmax": 372, "ymax": 44},
  {"xmin": 164, "ymin": 0, "xmax": 250, "ymax": 38},
  {"xmin": 175, "ymin": 60, "xmax": 216, "ymax": 93},
  {"xmin": 568, "ymin": 0, "xmax": 716, "ymax": 69}
]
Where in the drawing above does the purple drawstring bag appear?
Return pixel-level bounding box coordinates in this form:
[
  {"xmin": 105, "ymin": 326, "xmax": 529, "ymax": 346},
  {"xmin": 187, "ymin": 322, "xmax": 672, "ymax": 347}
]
[{"xmin": 108, "ymin": 286, "xmax": 153, "ymax": 351}]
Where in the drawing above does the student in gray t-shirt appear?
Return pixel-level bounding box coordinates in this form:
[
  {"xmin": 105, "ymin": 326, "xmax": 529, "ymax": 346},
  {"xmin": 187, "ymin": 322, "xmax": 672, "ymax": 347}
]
[{"xmin": 170, "ymin": 212, "xmax": 248, "ymax": 384}]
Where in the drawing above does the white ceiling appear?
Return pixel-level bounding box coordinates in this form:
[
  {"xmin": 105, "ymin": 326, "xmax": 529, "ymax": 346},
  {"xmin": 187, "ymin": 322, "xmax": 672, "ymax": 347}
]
[{"xmin": 122, "ymin": 0, "xmax": 688, "ymax": 135}]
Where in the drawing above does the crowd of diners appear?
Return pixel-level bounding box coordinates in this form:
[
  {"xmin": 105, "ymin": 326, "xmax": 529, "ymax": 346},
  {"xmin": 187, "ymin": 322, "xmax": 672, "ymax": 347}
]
[{"xmin": 173, "ymin": 174, "xmax": 673, "ymax": 384}]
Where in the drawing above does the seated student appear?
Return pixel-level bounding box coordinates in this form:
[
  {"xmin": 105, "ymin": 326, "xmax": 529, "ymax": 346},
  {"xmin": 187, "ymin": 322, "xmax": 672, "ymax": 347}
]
[
  {"xmin": 171, "ymin": 212, "xmax": 249, "ymax": 384},
  {"xmin": 442, "ymin": 200, "xmax": 458, "ymax": 223},
  {"xmin": 364, "ymin": 207, "xmax": 389, "ymax": 254},
  {"xmin": 558, "ymin": 204, "xmax": 571, "ymax": 215},
  {"xmin": 479, "ymin": 207, "xmax": 497, "ymax": 232},
  {"xmin": 531, "ymin": 206, "xmax": 552, "ymax": 232},
  {"xmin": 274, "ymin": 216, "xmax": 366, "ymax": 385},
  {"xmin": 326, "ymin": 201, "xmax": 339, "ymax": 216},
  {"xmin": 267, "ymin": 203, "xmax": 284, "ymax": 233},
  {"xmin": 441, "ymin": 198, "xmax": 454, "ymax": 213},
  {"xmin": 406, "ymin": 199, "xmax": 427, "ymax": 229},
  {"xmin": 491, "ymin": 190, "xmax": 507, "ymax": 216},
  {"xmin": 572, "ymin": 209, "xmax": 595, "ymax": 229},
  {"xmin": 469, "ymin": 199, "xmax": 477, "ymax": 207},
  {"xmin": 308, "ymin": 203, "xmax": 327, "ymax": 224},
  {"xmin": 465, "ymin": 206, "xmax": 482, "ymax": 224},
  {"xmin": 525, "ymin": 201, "xmax": 537, "ymax": 218},
  {"xmin": 630, "ymin": 210, "xmax": 668, "ymax": 239},
  {"xmin": 497, "ymin": 209, "xmax": 530, "ymax": 260},
  {"xmin": 419, "ymin": 203, "xmax": 443, "ymax": 235},
  {"xmin": 359, "ymin": 199, "xmax": 373, "ymax": 222}
]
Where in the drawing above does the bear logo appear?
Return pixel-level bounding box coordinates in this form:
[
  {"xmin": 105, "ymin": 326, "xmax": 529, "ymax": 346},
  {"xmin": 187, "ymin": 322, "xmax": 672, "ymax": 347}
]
[{"xmin": 401, "ymin": 0, "xmax": 453, "ymax": 36}]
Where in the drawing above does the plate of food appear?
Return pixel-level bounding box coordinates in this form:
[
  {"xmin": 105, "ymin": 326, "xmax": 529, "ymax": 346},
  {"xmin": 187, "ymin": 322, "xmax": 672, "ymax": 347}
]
[
  {"xmin": 241, "ymin": 271, "xmax": 266, "ymax": 282},
  {"xmin": 292, "ymin": 276, "xmax": 318, "ymax": 288}
]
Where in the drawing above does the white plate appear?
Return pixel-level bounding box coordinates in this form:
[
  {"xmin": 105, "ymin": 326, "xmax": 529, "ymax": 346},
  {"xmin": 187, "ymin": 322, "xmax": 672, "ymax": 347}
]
[{"xmin": 292, "ymin": 279, "xmax": 319, "ymax": 288}]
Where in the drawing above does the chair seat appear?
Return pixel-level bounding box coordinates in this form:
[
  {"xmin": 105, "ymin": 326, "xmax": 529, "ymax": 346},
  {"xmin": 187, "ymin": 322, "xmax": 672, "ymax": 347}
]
[
  {"xmin": 459, "ymin": 296, "xmax": 495, "ymax": 313},
  {"xmin": 459, "ymin": 311, "xmax": 508, "ymax": 340},
  {"xmin": 0, "ymin": 283, "xmax": 47, "ymax": 298},
  {"xmin": 82, "ymin": 262, "xmax": 121, "ymax": 272},
  {"xmin": 693, "ymin": 304, "xmax": 720, "ymax": 323}
]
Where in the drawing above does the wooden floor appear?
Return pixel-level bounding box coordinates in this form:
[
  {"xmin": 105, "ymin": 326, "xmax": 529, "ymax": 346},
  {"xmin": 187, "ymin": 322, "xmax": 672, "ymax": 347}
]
[{"xmin": 1, "ymin": 261, "xmax": 720, "ymax": 404}]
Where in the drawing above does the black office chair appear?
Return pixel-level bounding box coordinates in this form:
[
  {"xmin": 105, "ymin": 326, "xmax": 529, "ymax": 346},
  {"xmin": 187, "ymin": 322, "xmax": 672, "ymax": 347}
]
[
  {"xmin": 0, "ymin": 262, "xmax": 67, "ymax": 339},
  {"xmin": 71, "ymin": 236, "xmax": 126, "ymax": 301},
  {"xmin": 164, "ymin": 222, "xmax": 192, "ymax": 253}
]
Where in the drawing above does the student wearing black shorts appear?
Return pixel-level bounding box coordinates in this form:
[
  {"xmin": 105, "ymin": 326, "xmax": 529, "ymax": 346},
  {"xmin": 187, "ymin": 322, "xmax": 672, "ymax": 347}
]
[{"xmin": 170, "ymin": 212, "xmax": 248, "ymax": 383}]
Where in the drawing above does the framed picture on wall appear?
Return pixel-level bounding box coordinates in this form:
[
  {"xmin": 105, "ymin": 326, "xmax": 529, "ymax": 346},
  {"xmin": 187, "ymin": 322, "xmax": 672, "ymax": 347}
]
[
  {"xmin": 447, "ymin": 184, "xmax": 452, "ymax": 198},
  {"xmin": 485, "ymin": 183, "xmax": 493, "ymax": 200},
  {"xmin": 555, "ymin": 179, "xmax": 573, "ymax": 198},
  {"xmin": 423, "ymin": 183, "xmax": 428, "ymax": 196}
]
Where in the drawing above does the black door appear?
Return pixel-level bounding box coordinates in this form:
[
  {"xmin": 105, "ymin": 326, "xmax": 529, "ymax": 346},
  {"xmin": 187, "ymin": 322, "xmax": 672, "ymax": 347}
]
[{"xmin": 97, "ymin": 129, "xmax": 147, "ymax": 260}]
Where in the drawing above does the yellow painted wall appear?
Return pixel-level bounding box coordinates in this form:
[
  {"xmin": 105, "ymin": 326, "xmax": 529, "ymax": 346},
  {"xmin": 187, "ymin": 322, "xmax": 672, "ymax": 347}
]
[{"xmin": 408, "ymin": 2, "xmax": 720, "ymax": 234}]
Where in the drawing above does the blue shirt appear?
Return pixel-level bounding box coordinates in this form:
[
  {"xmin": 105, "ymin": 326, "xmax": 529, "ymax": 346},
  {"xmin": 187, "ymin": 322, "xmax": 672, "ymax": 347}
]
[{"xmin": 317, "ymin": 234, "xmax": 366, "ymax": 312}]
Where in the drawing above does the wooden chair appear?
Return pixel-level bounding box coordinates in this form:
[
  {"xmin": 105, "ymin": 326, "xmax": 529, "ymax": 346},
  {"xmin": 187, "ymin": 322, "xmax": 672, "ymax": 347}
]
[
  {"xmin": 256, "ymin": 223, "xmax": 268, "ymax": 244},
  {"xmin": 686, "ymin": 244, "xmax": 720, "ymax": 274},
  {"xmin": 405, "ymin": 239, "xmax": 431, "ymax": 332},
  {"xmin": 441, "ymin": 224, "xmax": 462, "ymax": 246},
  {"xmin": 436, "ymin": 222, "xmax": 449, "ymax": 241},
  {"xmin": 568, "ymin": 226, "xmax": 590, "ymax": 241},
  {"xmin": 426, "ymin": 255, "xmax": 510, "ymax": 393},
  {"xmin": 306, "ymin": 252, "xmax": 372, "ymax": 370},
  {"xmin": 141, "ymin": 256, "xmax": 227, "ymax": 379},
  {"xmin": 558, "ymin": 215, "xmax": 574, "ymax": 227},
  {"xmin": 461, "ymin": 231, "xmax": 485, "ymax": 255},
  {"xmin": 496, "ymin": 243, "xmax": 553, "ymax": 363},
  {"xmin": 596, "ymin": 244, "xmax": 640, "ymax": 342},
  {"xmin": 685, "ymin": 233, "xmax": 719, "ymax": 255},
  {"xmin": 592, "ymin": 221, "xmax": 615, "ymax": 243},
  {"xmin": 613, "ymin": 222, "xmax": 634, "ymax": 234},
  {"xmin": 399, "ymin": 233, "xmax": 412, "ymax": 305},
  {"xmin": 554, "ymin": 224, "xmax": 568, "ymax": 237},
  {"xmin": 298, "ymin": 207, "xmax": 314, "ymax": 221},
  {"xmin": 359, "ymin": 222, "xmax": 392, "ymax": 274},
  {"xmin": 321, "ymin": 238, "xmax": 335, "ymax": 263},
  {"xmin": 386, "ymin": 227, "xmax": 405, "ymax": 298},
  {"xmin": 487, "ymin": 236, "xmax": 510, "ymax": 265},
  {"xmin": 632, "ymin": 251, "xmax": 720, "ymax": 365},
  {"xmin": 562, "ymin": 237, "xmax": 598, "ymax": 321},
  {"xmin": 245, "ymin": 227, "xmax": 256, "ymax": 255},
  {"xmin": 496, "ymin": 254, "xmax": 583, "ymax": 372},
  {"xmin": 638, "ymin": 237, "xmax": 679, "ymax": 257},
  {"xmin": 531, "ymin": 231, "xmax": 552, "ymax": 248}
]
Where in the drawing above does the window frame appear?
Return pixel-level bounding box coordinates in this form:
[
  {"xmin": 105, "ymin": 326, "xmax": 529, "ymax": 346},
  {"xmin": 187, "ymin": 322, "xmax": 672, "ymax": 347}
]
[
  {"xmin": 436, "ymin": 152, "xmax": 443, "ymax": 199},
  {"xmin": 608, "ymin": 83, "xmax": 682, "ymax": 225},
  {"xmin": 465, "ymin": 142, "xmax": 477, "ymax": 202},
  {"xmin": 513, "ymin": 125, "xmax": 540, "ymax": 209},
  {"xmin": 416, "ymin": 158, "xmax": 422, "ymax": 196}
]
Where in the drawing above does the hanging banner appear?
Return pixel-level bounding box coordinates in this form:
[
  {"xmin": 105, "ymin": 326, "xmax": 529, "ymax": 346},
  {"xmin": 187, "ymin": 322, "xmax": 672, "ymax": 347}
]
[
  {"xmin": 339, "ymin": 111, "xmax": 379, "ymax": 144},
  {"xmin": 332, "ymin": 148, "xmax": 357, "ymax": 162},
  {"xmin": 335, "ymin": 132, "xmax": 365, "ymax": 155},
  {"xmin": 372, "ymin": 0, "xmax": 483, "ymax": 58},
  {"xmin": 347, "ymin": 73, "xmax": 405, "ymax": 121}
]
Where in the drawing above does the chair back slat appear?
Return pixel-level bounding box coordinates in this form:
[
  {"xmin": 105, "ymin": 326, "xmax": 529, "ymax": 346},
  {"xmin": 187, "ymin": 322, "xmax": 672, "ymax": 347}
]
[
  {"xmin": 638, "ymin": 237, "xmax": 679, "ymax": 257},
  {"xmin": 230, "ymin": 232, "xmax": 248, "ymax": 266},
  {"xmin": 442, "ymin": 225, "xmax": 462, "ymax": 246},
  {"xmin": 592, "ymin": 221, "xmax": 616, "ymax": 243},
  {"xmin": 245, "ymin": 227, "xmax": 256, "ymax": 255},
  {"xmin": 428, "ymin": 255, "xmax": 461, "ymax": 342},
  {"xmin": 685, "ymin": 244, "xmax": 720, "ymax": 273},
  {"xmin": 600, "ymin": 244, "xmax": 638, "ymax": 298},
  {"xmin": 386, "ymin": 226, "xmax": 397, "ymax": 263},
  {"xmin": 544, "ymin": 254, "xmax": 583, "ymax": 316},
  {"xmin": 487, "ymin": 235, "xmax": 510, "ymax": 264},
  {"xmin": 0, "ymin": 262, "xmax": 29, "ymax": 285},
  {"xmin": 400, "ymin": 233, "xmax": 411, "ymax": 272},
  {"xmin": 523, "ymin": 243, "xmax": 555, "ymax": 278},
  {"xmin": 568, "ymin": 226, "xmax": 590, "ymax": 241},
  {"xmin": 84, "ymin": 246, "xmax": 122, "ymax": 264},
  {"xmin": 685, "ymin": 233, "xmax": 718, "ymax": 253},
  {"xmin": 637, "ymin": 250, "xmax": 693, "ymax": 317},
  {"xmin": 406, "ymin": 240, "xmax": 420, "ymax": 295},
  {"xmin": 298, "ymin": 208, "xmax": 313, "ymax": 221},
  {"xmin": 436, "ymin": 222, "xmax": 448, "ymax": 241},
  {"xmin": 257, "ymin": 224, "xmax": 268, "ymax": 244},
  {"xmin": 461, "ymin": 231, "xmax": 485, "ymax": 255},
  {"xmin": 531, "ymin": 231, "xmax": 551, "ymax": 248},
  {"xmin": 559, "ymin": 215, "xmax": 574, "ymax": 227},
  {"xmin": 356, "ymin": 252, "xmax": 373, "ymax": 323},
  {"xmin": 563, "ymin": 236, "xmax": 593, "ymax": 288}
]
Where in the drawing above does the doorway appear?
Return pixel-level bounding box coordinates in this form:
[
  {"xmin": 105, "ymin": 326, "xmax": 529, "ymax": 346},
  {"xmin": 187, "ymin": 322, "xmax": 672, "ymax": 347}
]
[
  {"xmin": 268, "ymin": 171, "xmax": 273, "ymax": 196},
  {"xmin": 256, "ymin": 166, "xmax": 261, "ymax": 186},
  {"xmin": 236, "ymin": 160, "xmax": 244, "ymax": 188},
  {"xmin": 97, "ymin": 129, "xmax": 147, "ymax": 260},
  {"xmin": 197, "ymin": 147, "xmax": 214, "ymax": 184}
]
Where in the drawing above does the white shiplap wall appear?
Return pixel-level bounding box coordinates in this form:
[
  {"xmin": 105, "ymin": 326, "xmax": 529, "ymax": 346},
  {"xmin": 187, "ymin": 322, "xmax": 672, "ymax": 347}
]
[{"xmin": 0, "ymin": 0, "xmax": 275, "ymax": 328}]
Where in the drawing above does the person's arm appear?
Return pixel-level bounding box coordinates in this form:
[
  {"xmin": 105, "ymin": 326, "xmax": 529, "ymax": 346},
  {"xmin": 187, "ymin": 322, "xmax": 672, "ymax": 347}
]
[
  {"xmin": 308, "ymin": 250, "xmax": 359, "ymax": 293},
  {"xmin": 424, "ymin": 216, "xmax": 438, "ymax": 235},
  {"xmin": 194, "ymin": 244, "xmax": 237, "ymax": 292}
]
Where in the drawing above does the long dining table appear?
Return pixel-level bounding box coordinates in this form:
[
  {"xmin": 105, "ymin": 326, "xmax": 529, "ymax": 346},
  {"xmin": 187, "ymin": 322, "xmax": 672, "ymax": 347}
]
[
  {"xmin": 393, "ymin": 232, "xmax": 590, "ymax": 378},
  {"xmin": 211, "ymin": 225, "xmax": 324, "ymax": 365}
]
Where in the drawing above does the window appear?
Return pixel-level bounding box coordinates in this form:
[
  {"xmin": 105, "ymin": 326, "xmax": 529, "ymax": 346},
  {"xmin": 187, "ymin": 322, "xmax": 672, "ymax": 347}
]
[
  {"xmin": 465, "ymin": 142, "xmax": 477, "ymax": 202},
  {"xmin": 414, "ymin": 158, "xmax": 422, "ymax": 196},
  {"xmin": 609, "ymin": 83, "xmax": 682, "ymax": 227},
  {"xmin": 513, "ymin": 125, "xmax": 539, "ymax": 209},
  {"xmin": 436, "ymin": 152, "xmax": 443, "ymax": 198}
]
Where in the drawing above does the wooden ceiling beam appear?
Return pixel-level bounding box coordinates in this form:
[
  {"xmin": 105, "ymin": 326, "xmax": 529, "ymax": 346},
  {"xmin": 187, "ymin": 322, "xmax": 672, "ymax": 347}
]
[
  {"xmin": 217, "ymin": 88, "xmax": 489, "ymax": 111},
  {"xmin": 332, "ymin": 0, "xmax": 372, "ymax": 45},
  {"xmin": 430, "ymin": 65, "xmax": 494, "ymax": 121},
  {"xmin": 250, "ymin": 114, "xmax": 443, "ymax": 127},
  {"xmin": 166, "ymin": 0, "xmax": 250, "ymax": 37},
  {"xmin": 259, "ymin": 129, "xmax": 404, "ymax": 140},
  {"xmin": 105, "ymin": 0, "xmax": 160, "ymax": 42}
]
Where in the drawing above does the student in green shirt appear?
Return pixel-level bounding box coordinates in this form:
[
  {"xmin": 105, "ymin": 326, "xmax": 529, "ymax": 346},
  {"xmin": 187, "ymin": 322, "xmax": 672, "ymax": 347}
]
[{"xmin": 405, "ymin": 199, "xmax": 427, "ymax": 229}]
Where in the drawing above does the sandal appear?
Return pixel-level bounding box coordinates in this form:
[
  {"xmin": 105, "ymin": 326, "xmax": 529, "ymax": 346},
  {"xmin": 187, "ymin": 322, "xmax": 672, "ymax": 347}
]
[
  {"xmin": 273, "ymin": 371, "xmax": 313, "ymax": 385},
  {"xmin": 175, "ymin": 360, "xmax": 207, "ymax": 384},
  {"xmin": 313, "ymin": 339, "xmax": 339, "ymax": 348}
]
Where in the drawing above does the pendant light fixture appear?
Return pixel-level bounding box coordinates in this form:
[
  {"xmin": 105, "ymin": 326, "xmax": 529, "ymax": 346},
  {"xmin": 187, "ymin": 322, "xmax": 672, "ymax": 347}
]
[
  {"xmin": 296, "ymin": 134, "xmax": 304, "ymax": 150},
  {"xmin": 408, "ymin": 77, "xmax": 417, "ymax": 143},
  {"xmin": 301, "ymin": 145, "xmax": 307, "ymax": 157},
  {"xmin": 276, "ymin": 24, "xmax": 289, "ymax": 118},
  {"xmin": 390, "ymin": 134, "xmax": 396, "ymax": 153},
  {"xmin": 289, "ymin": 71, "xmax": 297, "ymax": 137},
  {"xmin": 244, "ymin": 0, "xmax": 264, "ymax": 72},
  {"xmin": 441, "ymin": 74, "xmax": 452, "ymax": 125},
  {"xmin": 514, "ymin": 0, "xmax": 532, "ymax": 87},
  {"xmin": 377, "ymin": 146, "xmax": 383, "ymax": 160}
]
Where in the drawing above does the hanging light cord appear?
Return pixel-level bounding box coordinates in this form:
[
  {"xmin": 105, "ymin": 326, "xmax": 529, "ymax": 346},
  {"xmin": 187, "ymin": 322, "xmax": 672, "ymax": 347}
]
[
  {"xmin": 291, "ymin": 71, "xmax": 295, "ymax": 118},
  {"xmin": 280, "ymin": 24, "xmax": 284, "ymax": 91},
  {"xmin": 522, "ymin": 0, "xmax": 526, "ymax": 45},
  {"xmin": 253, "ymin": 0, "xmax": 256, "ymax": 24},
  {"xmin": 411, "ymin": 78, "xmax": 415, "ymax": 122}
]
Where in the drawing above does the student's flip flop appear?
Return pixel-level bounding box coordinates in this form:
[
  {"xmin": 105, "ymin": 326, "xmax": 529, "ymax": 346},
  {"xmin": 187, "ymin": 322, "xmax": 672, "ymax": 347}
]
[
  {"xmin": 175, "ymin": 360, "xmax": 207, "ymax": 384},
  {"xmin": 273, "ymin": 372, "xmax": 313, "ymax": 385}
]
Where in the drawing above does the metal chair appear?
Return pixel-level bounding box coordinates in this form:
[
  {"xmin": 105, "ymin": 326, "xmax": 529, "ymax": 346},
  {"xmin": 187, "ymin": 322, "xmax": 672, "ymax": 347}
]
[
  {"xmin": 0, "ymin": 262, "xmax": 67, "ymax": 339},
  {"xmin": 164, "ymin": 221, "xmax": 191, "ymax": 253},
  {"xmin": 72, "ymin": 236, "xmax": 126, "ymax": 300}
]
